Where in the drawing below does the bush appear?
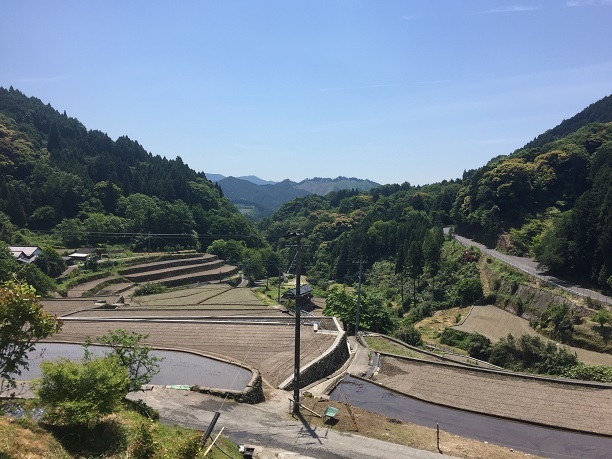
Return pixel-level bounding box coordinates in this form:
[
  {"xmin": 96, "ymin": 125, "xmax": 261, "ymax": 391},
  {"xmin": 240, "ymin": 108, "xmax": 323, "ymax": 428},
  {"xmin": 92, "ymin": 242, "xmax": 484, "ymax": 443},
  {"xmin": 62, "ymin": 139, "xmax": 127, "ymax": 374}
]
[
  {"xmin": 176, "ymin": 434, "xmax": 203, "ymax": 459},
  {"xmin": 36, "ymin": 356, "xmax": 130, "ymax": 426},
  {"xmin": 134, "ymin": 282, "xmax": 167, "ymax": 296},
  {"xmin": 130, "ymin": 421, "xmax": 158, "ymax": 459},
  {"xmin": 562, "ymin": 364, "xmax": 612, "ymax": 383}
]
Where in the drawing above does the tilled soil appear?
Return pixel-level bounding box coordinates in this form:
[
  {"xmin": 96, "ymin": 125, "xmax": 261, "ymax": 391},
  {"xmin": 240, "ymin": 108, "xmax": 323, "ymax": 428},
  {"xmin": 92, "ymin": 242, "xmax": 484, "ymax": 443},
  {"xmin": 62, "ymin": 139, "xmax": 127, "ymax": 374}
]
[
  {"xmin": 48, "ymin": 320, "xmax": 338, "ymax": 387},
  {"xmin": 374, "ymin": 356, "xmax": 612, "ymax": 436}
]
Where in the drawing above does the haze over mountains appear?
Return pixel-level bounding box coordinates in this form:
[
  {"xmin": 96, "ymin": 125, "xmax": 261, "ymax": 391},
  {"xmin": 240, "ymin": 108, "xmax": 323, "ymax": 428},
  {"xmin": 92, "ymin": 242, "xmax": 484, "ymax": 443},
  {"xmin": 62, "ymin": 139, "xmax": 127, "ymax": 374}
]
[{"xmin": 209, "ymin": 175, "xmax": 380, "ymax": 220}]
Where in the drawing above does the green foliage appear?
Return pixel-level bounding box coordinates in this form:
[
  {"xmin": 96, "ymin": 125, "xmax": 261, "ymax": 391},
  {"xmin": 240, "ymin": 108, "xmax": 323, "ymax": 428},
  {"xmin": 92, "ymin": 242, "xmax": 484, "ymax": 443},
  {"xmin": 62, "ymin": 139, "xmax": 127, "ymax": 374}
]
[
  {"xmin": 0, "ymin": 279, "xmax": 62, "ymax": 389},
  {"xmin": 440, "ymin": 329, "xmax": 491, "ymax": 360},
  {"xmin": 98, "ymin": 329, "xmax": 162, "ymax": 392},
  {"xmin": 207, "ymin": 239, "xmax": 246, "ymax": 263},
  {"xmin": 323, "ymin": 284, "xmax": 395, "ymax": 334},
  {"xmin": 591, "ymin": 308, "xmax": 611, "ymax": 328},
  {"xmin": 36, "ymin": 355, "xmax": 130, "ymax": 426},
  {"xmin": 393, "ymin": 320, "xmax": 423, "ymax": 346},
  {"xmin": 134, "ymin": 282, "xmax": 167, "ymax": 296},
  {"xmin": 34, "ymin": 246, "xmax": 66, "ymax": 278},
  {"xmin": 176, "ymin": 434, "xmax": 204, "ymax": 459},
  {"xmin": 561, "ymin": 363, "xmax": 612, "ymax": 383},
  {"xmin": 129, "ymin": 421, "xmax": 158, "ymax": 459},
  {"xmin": 488, "ymin": 334, "xmax": 578, "ymax": 375},
  {"xmin": 534, "ymin": 302, "xmax": 574, "ymax": 342}
]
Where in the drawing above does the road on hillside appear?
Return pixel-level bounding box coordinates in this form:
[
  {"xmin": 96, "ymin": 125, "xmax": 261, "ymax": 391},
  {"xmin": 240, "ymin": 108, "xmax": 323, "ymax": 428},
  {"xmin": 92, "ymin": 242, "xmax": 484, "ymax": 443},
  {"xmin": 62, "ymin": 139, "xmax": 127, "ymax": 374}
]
[{"xmin": 450, "ymin": 232, "xmax": 612, "ymax": 306}]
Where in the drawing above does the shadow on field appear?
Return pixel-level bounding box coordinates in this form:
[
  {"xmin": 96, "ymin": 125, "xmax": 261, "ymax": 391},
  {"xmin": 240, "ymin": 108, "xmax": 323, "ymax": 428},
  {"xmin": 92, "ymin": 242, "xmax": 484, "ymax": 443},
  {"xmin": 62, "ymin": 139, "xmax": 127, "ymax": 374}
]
[{"xmin": 44, "ymin": 418, "xmax": 127, "ymax": 457}]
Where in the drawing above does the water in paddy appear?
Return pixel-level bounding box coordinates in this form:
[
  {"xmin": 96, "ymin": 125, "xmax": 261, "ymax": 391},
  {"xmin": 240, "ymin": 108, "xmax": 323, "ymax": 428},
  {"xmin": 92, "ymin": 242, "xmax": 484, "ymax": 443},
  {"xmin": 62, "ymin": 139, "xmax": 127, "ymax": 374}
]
[{"xmin": 14, "ymin": 343, "xmax": 252, "ymax": 391}]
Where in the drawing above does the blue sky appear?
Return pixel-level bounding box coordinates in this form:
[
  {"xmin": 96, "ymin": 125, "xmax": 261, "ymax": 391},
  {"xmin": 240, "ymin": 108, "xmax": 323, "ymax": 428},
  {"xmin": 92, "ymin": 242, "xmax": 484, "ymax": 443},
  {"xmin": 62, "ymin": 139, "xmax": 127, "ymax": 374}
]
[{"xmin": 1, "ymin": 1, "xmax": 611, "ymax": 185}]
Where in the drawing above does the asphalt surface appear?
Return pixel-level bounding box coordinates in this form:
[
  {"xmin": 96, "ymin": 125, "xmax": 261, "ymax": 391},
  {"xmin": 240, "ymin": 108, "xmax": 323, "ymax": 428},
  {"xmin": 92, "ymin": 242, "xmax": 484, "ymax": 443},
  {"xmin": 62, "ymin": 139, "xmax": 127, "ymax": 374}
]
[
  {"xmin": 331, "ymin": 375, "xmax": 612, "ymax": 459},
  {"xmin": 452, "ymin": 233, "xmax": 612, "ymax": 305},
  {"xmin": 129, "ymin": 386, "xmax": 458, "ymax": 459}
]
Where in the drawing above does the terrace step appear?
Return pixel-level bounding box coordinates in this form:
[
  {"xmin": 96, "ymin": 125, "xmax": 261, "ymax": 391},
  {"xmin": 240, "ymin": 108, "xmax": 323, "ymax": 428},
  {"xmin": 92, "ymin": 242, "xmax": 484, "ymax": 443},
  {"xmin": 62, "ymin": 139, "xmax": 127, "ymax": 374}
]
[
  {"xmin": 119, "ymin": 254, "xmax": 218, "ymax": 276},
  {"xmin": 157, "ymin": 264, "xmax": 239, "ymax": 287},
  {"xmin": 125, "ymin": 259, "xmax": 226, "ymax": 283}
]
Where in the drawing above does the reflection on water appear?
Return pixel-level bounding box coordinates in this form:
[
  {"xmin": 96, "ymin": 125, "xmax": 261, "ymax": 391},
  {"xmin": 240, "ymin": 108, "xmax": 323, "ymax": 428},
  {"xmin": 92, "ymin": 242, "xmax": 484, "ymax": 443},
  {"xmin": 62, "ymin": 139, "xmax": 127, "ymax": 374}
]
[{"xmin": 14, "ymin": 343, "xmax": 252, "ymax": 391}]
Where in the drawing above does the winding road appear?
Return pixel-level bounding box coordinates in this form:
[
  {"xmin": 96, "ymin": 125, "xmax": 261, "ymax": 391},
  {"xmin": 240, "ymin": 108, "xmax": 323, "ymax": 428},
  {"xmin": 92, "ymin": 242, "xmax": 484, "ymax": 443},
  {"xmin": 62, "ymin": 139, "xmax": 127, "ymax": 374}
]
[{"xmin": 450, "ymin": 232, "xmax": 612, "ymax": 305}]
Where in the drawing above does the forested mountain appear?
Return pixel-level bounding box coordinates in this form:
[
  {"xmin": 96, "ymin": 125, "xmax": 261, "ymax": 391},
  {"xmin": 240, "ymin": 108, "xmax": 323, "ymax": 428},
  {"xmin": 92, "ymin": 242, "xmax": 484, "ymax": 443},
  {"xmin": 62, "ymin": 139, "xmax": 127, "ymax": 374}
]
[
  {"xmin": 217, "ymin": 175, "xmax": 380, "ymax": 221},
  {"xmin": 259, "ymin": 181, "xmax": 460, "ymax": 283},
  {"xmin": 261, "ymin": 94, "xmax": 612, "ymax": 294},
  {"xmin": 217, "ymin": 177, "xmax": 311, "ymax": 220},
  {"xmin": 452, "ymin": 94, "xmax": 612, "ymax": 290},
  {"xmin": 0, "ymin": 86, "xmax": 257, "ymax": 250},
  {"xmin": 295, "ymin": 176, "xmax": 380, "ymax": 195}
]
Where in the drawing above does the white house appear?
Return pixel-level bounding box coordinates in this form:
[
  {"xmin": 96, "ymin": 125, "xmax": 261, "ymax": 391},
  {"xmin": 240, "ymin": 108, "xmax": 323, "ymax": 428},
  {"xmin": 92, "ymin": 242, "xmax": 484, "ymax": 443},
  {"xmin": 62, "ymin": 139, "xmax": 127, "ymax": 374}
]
[{"xmin": 10, "ymin": 246, "xmax": 43, "ymax": 263}]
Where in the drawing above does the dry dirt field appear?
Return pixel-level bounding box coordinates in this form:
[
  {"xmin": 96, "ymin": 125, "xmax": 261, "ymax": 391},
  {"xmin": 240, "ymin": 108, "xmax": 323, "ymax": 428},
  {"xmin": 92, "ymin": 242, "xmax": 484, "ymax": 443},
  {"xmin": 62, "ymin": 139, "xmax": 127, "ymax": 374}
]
[
  {"xmin": 454, "ymin": 305, "xmax": 612, "ymax": 366},
  {"xmin": 374, "ymin": 356, "xmax": 612, "ymax": 436}
]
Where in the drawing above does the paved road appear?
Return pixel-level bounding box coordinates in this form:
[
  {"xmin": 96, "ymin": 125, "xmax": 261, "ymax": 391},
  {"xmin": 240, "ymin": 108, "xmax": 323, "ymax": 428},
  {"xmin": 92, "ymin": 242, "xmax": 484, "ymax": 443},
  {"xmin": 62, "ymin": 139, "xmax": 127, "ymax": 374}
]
[
  {"xmin": 129, "ymin": 387, "xmax": 458, "ymax": 459},
  {"xmin": 451, "ymin": 232, "xmax": 612, "ymax": 305},
  {"xmin": 331, "ymin": 375, "xmax": 612, "ymax": 459}
]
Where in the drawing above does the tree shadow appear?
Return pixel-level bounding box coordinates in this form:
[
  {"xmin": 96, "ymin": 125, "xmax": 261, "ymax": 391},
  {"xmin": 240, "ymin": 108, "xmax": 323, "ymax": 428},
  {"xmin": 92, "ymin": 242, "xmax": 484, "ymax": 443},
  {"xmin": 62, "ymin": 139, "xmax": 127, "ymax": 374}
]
[
  {"xmin": 592, "ymin": 325, "xmax": 611, "ymax": 344},
  {"xmin": 43, "ymin": 417, "xmax": 128, "ymax": 457}
]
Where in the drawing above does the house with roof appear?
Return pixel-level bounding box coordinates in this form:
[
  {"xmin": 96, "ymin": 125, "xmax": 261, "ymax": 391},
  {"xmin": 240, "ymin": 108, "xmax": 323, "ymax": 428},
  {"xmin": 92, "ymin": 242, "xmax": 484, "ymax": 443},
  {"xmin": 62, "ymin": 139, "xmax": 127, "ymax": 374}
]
[
  {"xmin": 282, "ymin": 284, "xmax": 314, "ymax": 309},
  {"xmin": 68, "ymin": 247, "xmax": 97, "ymax": 263},
  {"xmin": 10, "ymin": 246, "xmax": 43, "ymax": 263}
]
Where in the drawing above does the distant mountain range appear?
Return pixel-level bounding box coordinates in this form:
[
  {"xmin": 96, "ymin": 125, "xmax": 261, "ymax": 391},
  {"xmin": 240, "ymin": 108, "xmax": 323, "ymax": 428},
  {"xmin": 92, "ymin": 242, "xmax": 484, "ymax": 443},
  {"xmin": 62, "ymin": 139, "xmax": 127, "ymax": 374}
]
[{"xmin": 208, "ymin": 175, "xmax": 380, "ymax": 220}]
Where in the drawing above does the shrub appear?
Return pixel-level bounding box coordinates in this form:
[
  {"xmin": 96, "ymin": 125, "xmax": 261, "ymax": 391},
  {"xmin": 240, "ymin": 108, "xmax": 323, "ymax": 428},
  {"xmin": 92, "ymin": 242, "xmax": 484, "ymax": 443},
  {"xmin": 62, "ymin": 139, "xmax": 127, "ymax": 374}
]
[
  {"xmin": 562, "ymin": 364, "xmax": 612, "ymax": 383},
  {"xmin": 130, "ymin": 421, "xmax": 158, "ymax": 459},
  {"xmin": 36, "ymin": 356, "xmax": 129, "ymax": 426},
  {"xmin": 134, "ymin": 282, "xmax": 167, "ymax": 296},
  {"xmin": 177, "ymin": 434, "xmax": 203, "ymax": 459}
]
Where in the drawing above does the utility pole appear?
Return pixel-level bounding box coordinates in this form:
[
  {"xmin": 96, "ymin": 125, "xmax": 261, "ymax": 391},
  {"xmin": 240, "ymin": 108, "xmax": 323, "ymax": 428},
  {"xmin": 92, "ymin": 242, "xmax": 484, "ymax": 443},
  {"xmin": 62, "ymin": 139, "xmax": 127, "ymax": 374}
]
[
  {"xmin": 277, "ymin": 266, "xmax": 282, "ymax": 304},
  {"xmin": 354, "ymin": 256, "xmax": 363, "ymax": 336},
  {"xmin": 286, "ymin": 231, "xmax": 304, "ymax": 414}
]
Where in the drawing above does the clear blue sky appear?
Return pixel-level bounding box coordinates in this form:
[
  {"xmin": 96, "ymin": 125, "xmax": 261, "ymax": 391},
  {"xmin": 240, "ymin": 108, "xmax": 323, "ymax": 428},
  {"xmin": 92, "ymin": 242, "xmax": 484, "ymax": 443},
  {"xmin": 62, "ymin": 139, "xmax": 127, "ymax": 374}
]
[{"xmin": 1, "ymin": 1, "xmax": 611, "ymax": 185}]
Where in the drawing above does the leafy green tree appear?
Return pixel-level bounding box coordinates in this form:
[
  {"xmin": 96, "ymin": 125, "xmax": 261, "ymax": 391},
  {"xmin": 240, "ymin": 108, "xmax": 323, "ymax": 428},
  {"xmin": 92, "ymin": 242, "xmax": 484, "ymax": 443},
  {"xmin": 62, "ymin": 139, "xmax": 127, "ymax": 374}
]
[
  {"xmin": 98, "ymin": 330, "xmax": 162, "ymax": 392},
  {"xmin": 36, "ymin": 355, "xmax": 129, "ymax": 426},
  {"xmin": 323, "ymin": 284, "xmax": 356, "ymax": 330},
  {"xmin": 0, "ymin": 211, "xmax": 16, "ymax": 243},
  {"xmin": 591, "ymin": 308, "xmax": 611, "ymax": 328},
  {"xmin": 53, "ymin": 218, "xmax": 85, "ymax": 247},
  {"xmin": 207, "ymin": 239, "xmax": 246, "ymax": 263},
  {"xmin": 393, "ymin": 319, "xmax": 422, "ymax": 346},
  {"xmin": 0, "ymin": 280, "xmax": 62, "ymax": 389},
  {"xmin": 34, "ymin": 246, "xmax": 65, "ymax": 278},
  {"xmin": 323, "ymin": 284, "xmax": 395, "ymax": 334}
]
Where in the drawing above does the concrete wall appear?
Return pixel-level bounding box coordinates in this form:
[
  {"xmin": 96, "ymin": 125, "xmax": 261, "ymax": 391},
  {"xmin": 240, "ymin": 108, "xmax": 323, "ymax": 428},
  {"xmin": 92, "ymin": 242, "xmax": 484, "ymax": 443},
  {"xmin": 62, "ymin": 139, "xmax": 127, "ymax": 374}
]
[
  {"xmin": 192, "ymin": 369, "xmax": 265, "ymax": 404},
  {"xmin": 280, "ymin": 328, "xmax": 349, "ymax": 391}
]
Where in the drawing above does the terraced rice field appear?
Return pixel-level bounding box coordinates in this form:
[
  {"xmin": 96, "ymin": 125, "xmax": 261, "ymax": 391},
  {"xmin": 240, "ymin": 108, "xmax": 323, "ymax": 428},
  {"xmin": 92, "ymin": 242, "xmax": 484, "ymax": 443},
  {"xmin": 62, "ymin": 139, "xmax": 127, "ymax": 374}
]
[
  {"xmin": 375, "ymin": 356, "xmax": 612, "ymax": 436},
  {"xmin": 43, "ymin": 285, "xmax": 340, "ymax": 388},
  {"xmin": 454, "ymin": 305, "xmax": 612, "ymax": 366}
]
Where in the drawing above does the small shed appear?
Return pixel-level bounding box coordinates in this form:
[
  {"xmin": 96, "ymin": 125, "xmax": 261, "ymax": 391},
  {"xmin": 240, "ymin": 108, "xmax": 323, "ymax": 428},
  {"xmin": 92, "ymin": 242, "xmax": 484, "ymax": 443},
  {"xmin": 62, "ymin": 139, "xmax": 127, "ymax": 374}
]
[
  {"xmin": 68, "ymin": 247, "xmax": 97, "ymax": 263},
  {"xmin": 282, "ymin": 284, "xmax": 313, "ymax": 308}
]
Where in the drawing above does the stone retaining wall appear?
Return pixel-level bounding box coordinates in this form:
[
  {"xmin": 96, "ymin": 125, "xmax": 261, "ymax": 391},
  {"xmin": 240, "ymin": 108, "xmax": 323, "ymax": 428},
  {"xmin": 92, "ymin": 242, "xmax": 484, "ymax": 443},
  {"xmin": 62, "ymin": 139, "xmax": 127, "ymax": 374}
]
[
  {"xmin": 192, "ymin": 369, "xmax": 265, "ymax": 404},
  {"xmin": 280, "ymin": 325, "xmax": 349, "ymax": 391}
]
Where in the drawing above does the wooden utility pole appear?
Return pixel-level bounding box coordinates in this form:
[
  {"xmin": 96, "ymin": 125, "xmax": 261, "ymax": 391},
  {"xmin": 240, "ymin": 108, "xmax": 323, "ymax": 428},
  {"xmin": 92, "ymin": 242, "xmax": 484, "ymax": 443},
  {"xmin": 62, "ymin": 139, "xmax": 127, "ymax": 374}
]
[
  {"xmin": 286, "ymin": 231, "xmax": 304, "ymax": 414},
  {"xmin": 354, "ymin": 256, "xmax": 363, "ymax": 336}
]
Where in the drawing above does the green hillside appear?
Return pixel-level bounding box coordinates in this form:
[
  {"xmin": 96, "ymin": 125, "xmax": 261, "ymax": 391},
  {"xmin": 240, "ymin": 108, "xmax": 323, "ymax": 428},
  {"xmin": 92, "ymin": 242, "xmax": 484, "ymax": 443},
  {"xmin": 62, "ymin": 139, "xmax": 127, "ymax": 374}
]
[
  {"xmin": 452, "ymin": 95, "xmax": 612, "ymax": 289},
  {"xmin": 0, "ymin": 86, "xmax": 257, "ymax": 252}
]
